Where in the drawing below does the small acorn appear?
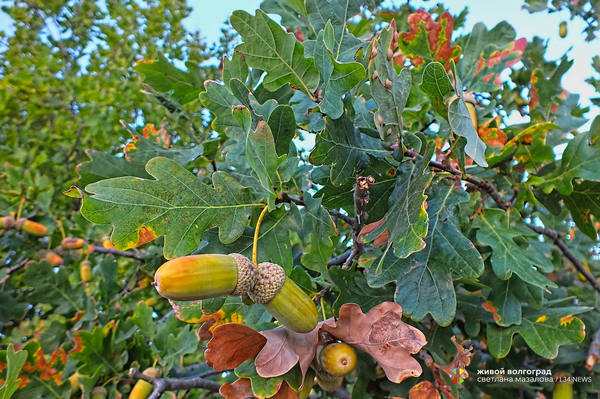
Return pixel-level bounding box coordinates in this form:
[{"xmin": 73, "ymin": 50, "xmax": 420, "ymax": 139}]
[
  {"xmin": 319, "ymin": 342, "xmax": 357, "ymax": 377},
  {"xmin": 464, "ymin": 93, "xmax": 478, "ymax": 132},
  {"xmin": 248, "ymin": 262, "xmax": 318, "ymax": 333},
  {"xmin": 39, "ymin": 250, "xmax": 63, "ymax": 267},
  {"xmin": 128, "ymin": 367, "xmax": 159, "ymax": 399},
  {"xmin": 80, "ymin": 260, "xmax": 92, "ymax": 282},
  {"xmin": 62, "ymin": 237, "xmax": 86, "ymax": 249},
  {"xmin": 91, "ymin": 386, "xmax": 107, "ymax": 399},
  {"xmin": 154, "ymin": 254, "xmax": 257, "ymax": 301},
  {"xmin": 16, "ymin": 218, "xmax": 48, "ymax": 236}
]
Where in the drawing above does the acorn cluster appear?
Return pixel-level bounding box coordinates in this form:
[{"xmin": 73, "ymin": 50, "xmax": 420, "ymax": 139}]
[{"xmin": 153, "ymin": 254, "xmax": 318, "ymax": 333}]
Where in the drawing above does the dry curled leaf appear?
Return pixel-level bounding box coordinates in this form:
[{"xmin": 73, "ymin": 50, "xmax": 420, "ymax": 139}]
[
  {"xmin": 436, "ymin": 336, "xmax": 473, "ymax": 377},
  {"xmin": 270, "ymin": 382, "xmax": 298, "ymax": 399},
  {"xmin": 409, "ymin": 381, "xmax": 441, "ymax": 399},
  {"xmin": 358, "ymin": 219, "xmax": 388, "ymax": 247},
  {"xmin": 321, "ymin": 302, "xmax": 426, "ymax": 383},
  {"xmin": 254, "ymin": 325, "xmax": 320, "ymax": 380},
  {"xmin": 205, "ymin": 324, "xmax": 267, "ymax": 371},
  {"xmin": 220, "ymin": 378, "xmax": 254, "ymax": 399}
]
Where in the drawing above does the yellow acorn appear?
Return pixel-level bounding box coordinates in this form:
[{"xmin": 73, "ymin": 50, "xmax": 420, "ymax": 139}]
[
  {"xmin": 128, "ymin": 367, "xmax": 159, "ymax": 399},
  {"xmin": 144, "ymin": 297, "xmax": 159, "ymax": 307},
  {"xmin": 553, "ymin": 374, "xmax": 573, "ymax": 399},
  {"xmin": 62, "ymin": 237, "xmax": 87, "ymax": 249},
  {"xmin": 248, "ymin": 262, "xmax": 318, "ymax": 333},
  {"xmin": 319, "ymin": 342, "xmax": 357, "ymax": 377},
  {"xmin": 154, "ymin": 254, "xmax": 257, "ymax": 301},
  {"xmin": 80, "ymin": 260, "xmax": 93, "ymax": 282},
  {"xmin": 16, "ymin": 218, "xmax": 48, "ymax": 236},
  {"xmin": 559, "ymin": 21, "xmax": 567, "ymax": 38},
  {"xmin": 91, "ymin": 386, "xmax": 107, "ymax": 399}
]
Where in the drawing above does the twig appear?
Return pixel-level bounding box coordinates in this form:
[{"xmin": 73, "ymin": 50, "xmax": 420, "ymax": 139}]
[
  {"xmin": 526, "ymin": 223, "xmax": 600, "ymax": 294},
  {"xmin": 313, "ymin": 284, "xmax": 331, "ymax": 303},
  {"xmin": 342, "ymin": 176, "xmax": 374, "ymax": 269},
  {"xmin": 405, "ymin": 148, "xmax": 510, "ymax": 210},
  {"xmin": 92, "ymin": 246, "xmax": 144, "ymax": 262},
  {"xmin": 327, "ymin": 249, "xmax": 352, "ymax": 266},
  {"xmin": 129, "ymin": 368, "xmax": 221, "ymax": 399},
  {"xmin": 0, "ymin": 259, "xmax": 29, "ymax": 284}
]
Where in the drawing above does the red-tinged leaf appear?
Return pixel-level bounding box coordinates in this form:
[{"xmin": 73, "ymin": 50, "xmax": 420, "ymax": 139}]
[
  {"xmin": 398, "ymin": 10, "xmax": 461, "ymax": 69},
  {"xmin": 254, "ymin": 325, "xmax": 320, "ymax": 380},
  {"xmin": 409, "ymin": 381, "xmax": 441, "ymax": 399},
  {"xmin": 205, "ymin": 324, "xmax": 267, "ymax": 371},
  {"xmin": 220, "ymin": 378, "xmax": 255, "ymax": 399},
  {"xmin": 358, "ymin": 219, "xmax": 388, "ymax": 247},
  {"xmin": 321, "ymin": 302, "xmax": 426, "ymax": 383}
]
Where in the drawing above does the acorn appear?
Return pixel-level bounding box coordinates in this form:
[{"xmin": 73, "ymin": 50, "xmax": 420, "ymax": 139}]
[
  {"xmin": 128, "ymin": 367, "xmax": 159, "ymax": 399},
  {"xmin": 0, "ymin": 216, "xmax": 15, "ymax": 229},
  {"xmin": 39, "ymin": 250, "xmax": 63, "ymax": 267},
  {"xmin": 154, "ymin": 254, "xmax": 257, "ymax": 301},
  {"xmin": 16, "ymin": 218, "xmax": 48, "ymax": 236},
  {"xmin": 559, "ymin": 21, "xmax": 568, "ymax": 38},
  {"xmin": 62, "ymin": 237, "xmax": 86, "ymax": 249},
  {"xmin": 319, "ymin": 342, "xmax": 357, "ymax": 377},
  {"xmin": 80, "ymin": 260, "xmax": 93, "ymax": 282},
  {"xmin": 68, "ymin": 372, "xmax": 81, "ymax": 394},
  {"xmin": 91, "ymin": 386, "xmax": 107, "ymax": 399},
  {"xmin": 248, "ymin": 262, "xmax": 318, "ymax": 333}
]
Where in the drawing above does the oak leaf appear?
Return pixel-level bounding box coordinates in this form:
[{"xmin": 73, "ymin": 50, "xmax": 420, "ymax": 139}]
[
  {"xmin": 409, "ymin": 381, "xmax": 441, "ymax": 399},
  {"xmin": 220, "ymin": 378, "xmax": 255, "ymax": 399},
  {"xmin": 205, "ymin": 324, "xmax": 267, "ymax": 371}
]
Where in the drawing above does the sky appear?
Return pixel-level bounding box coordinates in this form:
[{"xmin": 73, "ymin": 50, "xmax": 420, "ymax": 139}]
[{"xmin": 0, "ymin": 0, "xmax": 597, "ymax": 121}]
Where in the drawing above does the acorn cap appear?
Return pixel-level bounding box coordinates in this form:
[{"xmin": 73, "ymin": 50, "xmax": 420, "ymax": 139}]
[
  {"xmin": 230, "ymin": 253, "xmax": 258, "ymax": 297},
  {"xmin": 247, "ymin": 262, "xmax": 286, "ymax": 304}
]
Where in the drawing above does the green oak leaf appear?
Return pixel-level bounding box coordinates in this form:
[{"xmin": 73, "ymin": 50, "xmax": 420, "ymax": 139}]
[
  {"xmin": 24, "ymin": 262, "xmax": 85, "ymax": 314},
  {"xmin": 305, "ymin": 0, "xmax": 365, "ymax": 62},
  {"xmin": 364, "ymin": 138, "xmax": 434, "ymax": 259},
  {"xmin": 420, "ymin": 62, "xmax": 454, "ymax": 119},
  {"xmin": 246, "ymin": 122, "xmax": 286, "ymax": 202},
  {"xmin": 368, "ymin": 182, "xmax": 484, "ymax": 326},
  {"xmin": 135, "ymin": 53, "xmax": 204, "ymax": 104},
  {"xmin": 0, "ymin": 345, "xmax": 27, "ymax": 399},
  {"xmin": 473, "ymin": 209, "xmax": 556, "ymax": 289},
  {"xmin": 222, "ymin": 51, "xmax": 249, "ymax": 89},
  {"xmin": 448, "ymin": 96, "xmax": 488, "ymax": 167},
  {"xmin": 563, "ymin": 181, "xmax": 600, "ymax": 239},
  {"xmin": 77, "ymin": 135, "xmax": 203, "ymax": 187},
  {"xmin": 485, "ymin": 275, "xmax": 543, "ymax": 327},
  {"xmin": 231, "ymin": 9, "xmax": 319, "ymax": 95},
  {"xmin": 313, "ymin": 23, "xmax": 365, "ymax": 119},
  {"xmin": 487, "ymin": 308, "xmax": 588, "ymax": 359},
  {"xmin": 533, "ymin": 117, "xmax": 600, "ymax": 195},
  {"xmin": 267, "ymin": 105, "xmax": 296, "ymax": 156},
  {"xmin": 78, "ymin": 157, "xmax": 263, "ymax": 259},
  {"xmin": 369, "ymin": 26, "xmax": 411, "ymax": 145},
  {"xmin": 310, "ymin": 113, "xmax": 389, "ymax": 186},
  {"xmin": 301, "ymin": 193, "xmax": 336, "ymax": 276},
  {"xmin": 330, "ymin": 268, "xmax": 395, "ymax": 315},
  {"xmin": 235, "ymin": 360, "xmax": 283, "ymax": 399},
  {"xmin": 199, "ymin": 80, "xmax": 245, "ymax": 135},
  {"xmin": 260, "ymin": 0, "xmax": 307, "ymax": 29}
]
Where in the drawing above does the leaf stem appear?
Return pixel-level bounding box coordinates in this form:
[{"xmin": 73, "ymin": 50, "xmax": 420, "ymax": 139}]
[
  {"xmin": 252, "ymin": 205, "xmax": 269, "ymax": 265},
  {"xmin": 16, "ymin": 196, "xmax": 25, "ymax": 220}
]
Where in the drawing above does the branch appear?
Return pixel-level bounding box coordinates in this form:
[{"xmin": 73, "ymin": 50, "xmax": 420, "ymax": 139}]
[
  {"xmin": 525, "ymin": 223, "xmax": 600, "ymax": 294},
  {"xmin": 129, "ymin": 368, "xmax": 221, "ymax": 399},
  {"xmin": 405, "ymin": 148, "xmax": 510, "ymax": 210},
  {"xmin": 327, "ymin": 249, "xmax": 352, "ymax": 266},
  {"xmin": 92, "ymin": 246, "xmax": 144, "ymax": 262},
  {"xmin": 342, "ymin": 176, "xmax": 374, "ymax": 269}
]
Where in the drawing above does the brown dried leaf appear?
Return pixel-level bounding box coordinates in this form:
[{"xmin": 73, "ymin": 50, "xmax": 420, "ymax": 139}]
[
  {"xmin": 220, "ymin": 378, "xmax": 255, "ymax": 399},
  {"xmin": 436, "ymin": 336, "xmax": 473, "ymax": 377},
  {"xmin": 205, "ymin": 324, "xmax": 267, "ymax": 371},
  {"xmin": 254, "ymin": 325, "xmax": 320, "ymax": 380},
  {"xmin": 270, "ymin": 382, "xmax": 298, "ymax": 399},
  {"xmin": 409, "ymin": 381, "xmax": 441, "ymax": 399},
  {"xmin": 321, "ymin": 302, "xmax": 426, "ymax": 383},
  {"xmin": 358, "ymin": 219, "xmax": 388, "ymax": 247}
]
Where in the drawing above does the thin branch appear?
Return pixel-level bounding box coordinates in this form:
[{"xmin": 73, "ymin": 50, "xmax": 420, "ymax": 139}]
[
  {"xmin": 526, "ymin": 223, "xmax": 600, "ymax": 294},
  {"xmin": 405, "ymin": 148, "xmax": 510, "ymax": 210},
  {"xmin": 129, "ymin": 368, "xmax": 221, "ymax": 399},
  {"xmin": 92, "ymin": 246, "xmax": 144, "ymax": 262},
  {"xmin": 327, "ymin": 249, "xmax": 352, "ymax": 266},
  {"xmin": 342, "ymin": 176, "xmax": 374, "ymax": 269}
]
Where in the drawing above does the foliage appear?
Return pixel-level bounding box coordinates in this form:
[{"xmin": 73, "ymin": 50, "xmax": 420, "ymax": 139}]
[{"xmin": 2, "ymin": 1, "xmax": 600, "ymax": 399}]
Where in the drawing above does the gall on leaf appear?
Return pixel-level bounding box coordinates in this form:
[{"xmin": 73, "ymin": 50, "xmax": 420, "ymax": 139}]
[
  {"xmin": 205, "ymin": 324, "xmax": 267, "ymax": 371},
  {"xmin": 321, "ymin": 302, "xmax": 427, "ymax": 383}
]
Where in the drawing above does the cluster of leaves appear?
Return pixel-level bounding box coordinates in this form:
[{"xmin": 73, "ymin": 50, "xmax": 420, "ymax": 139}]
[{"xmin": 2, "ymin": 0, "xmax": 600, "ymax": 399}]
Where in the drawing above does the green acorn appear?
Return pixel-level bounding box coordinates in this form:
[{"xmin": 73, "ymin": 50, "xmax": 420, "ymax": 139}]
[
  {"xmin": 248, "ymin": 262, "xmax": 318, "ymax": 333},
  {"xmin": 154, "ymin": 253, "xmax": 256, "ymax": 300}
]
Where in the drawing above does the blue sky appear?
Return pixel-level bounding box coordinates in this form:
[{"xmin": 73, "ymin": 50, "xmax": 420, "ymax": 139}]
[{"xmin": 0, "ymin": 0, "xmax": 597, "ymax": 120}]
